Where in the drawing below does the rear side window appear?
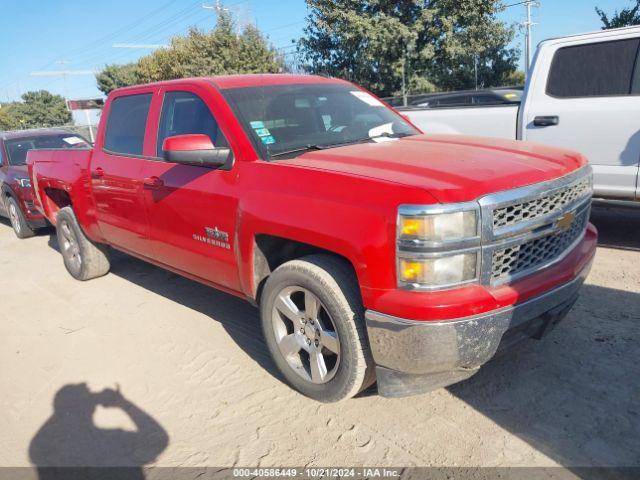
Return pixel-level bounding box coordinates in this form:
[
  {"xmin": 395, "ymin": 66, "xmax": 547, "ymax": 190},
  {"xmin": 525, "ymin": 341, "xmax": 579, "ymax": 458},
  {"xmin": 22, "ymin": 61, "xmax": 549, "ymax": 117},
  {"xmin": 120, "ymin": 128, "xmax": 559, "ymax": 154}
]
[
  {"xmin": 546, "ymin": 39, "xmax": 640, "ymax": 98},
  {"xmin": 435, "ymin": 95, "xmax": 472, "ymax": 107},
  {"xmin": 104, "ymin": 93, "xmax": 152, "ymax": 156}
]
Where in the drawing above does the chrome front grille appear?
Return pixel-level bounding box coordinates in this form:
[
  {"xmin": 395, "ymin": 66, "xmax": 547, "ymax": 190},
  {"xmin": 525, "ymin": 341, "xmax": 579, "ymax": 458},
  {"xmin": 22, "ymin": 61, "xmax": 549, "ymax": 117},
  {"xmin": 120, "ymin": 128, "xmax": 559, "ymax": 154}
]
[
  {"xmin": 491, "ymin": 208, "xmax": 589, "ymax": 281},
  {"xmin": 492, "ymin": 176, "xmax": 591, "ymax": 229},
  {"xmin": 479, "ymin": 166, "xmax": 593, "ymax": 286}
]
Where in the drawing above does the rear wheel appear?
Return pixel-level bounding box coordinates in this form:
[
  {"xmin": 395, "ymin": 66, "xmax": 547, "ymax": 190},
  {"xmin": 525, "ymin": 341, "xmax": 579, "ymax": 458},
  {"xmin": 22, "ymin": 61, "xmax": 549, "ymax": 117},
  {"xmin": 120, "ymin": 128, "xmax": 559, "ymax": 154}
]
[
  {"xmin": 6, "ymin": 196, "xmax": 35, "ymax": 239},
  {"xmin": 56, "ymin": 207, "xmax": 110, "ymax": 281},
  {"xmin": 260, "ymin": 254, "xmax": 374, "ymax": 402}
]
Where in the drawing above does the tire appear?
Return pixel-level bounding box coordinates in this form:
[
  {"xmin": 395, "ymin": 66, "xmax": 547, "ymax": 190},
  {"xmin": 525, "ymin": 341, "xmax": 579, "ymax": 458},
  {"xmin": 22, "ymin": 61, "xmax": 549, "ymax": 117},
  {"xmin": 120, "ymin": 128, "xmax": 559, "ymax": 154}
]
[
  {"xmin": 56, "ymin": 207, "xmax": 110, "ymax": 281},
  {"xmin": 6, "ymin": 195, "xmax": 36, "ymax": 239},
  {"xmin": 260, "ymin": 254, "xmax": 375, "ymax": 402}
]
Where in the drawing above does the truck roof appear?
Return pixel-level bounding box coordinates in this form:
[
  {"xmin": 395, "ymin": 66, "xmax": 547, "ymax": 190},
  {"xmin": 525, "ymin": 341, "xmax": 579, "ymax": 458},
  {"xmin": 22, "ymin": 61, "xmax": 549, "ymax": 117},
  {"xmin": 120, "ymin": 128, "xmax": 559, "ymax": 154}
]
[
  {"xmin": 0, "ymin": 127, "xmax": 77, "ymax": 141},
  {"xmin": 539, "ymin": 25, "xmax": 640, "ymax": 48},
  {"xmin": 111, "ymin": 74, "xmax": 349, "ymax": 95}
]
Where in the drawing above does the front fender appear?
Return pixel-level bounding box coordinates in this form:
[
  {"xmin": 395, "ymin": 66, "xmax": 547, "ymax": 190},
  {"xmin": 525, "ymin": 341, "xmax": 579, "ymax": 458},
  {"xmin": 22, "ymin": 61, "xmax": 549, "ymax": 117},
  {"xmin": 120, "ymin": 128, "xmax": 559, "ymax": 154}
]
[{"xmin": 234, "ymin": 179, "xmax": 418, "ymax": 310}]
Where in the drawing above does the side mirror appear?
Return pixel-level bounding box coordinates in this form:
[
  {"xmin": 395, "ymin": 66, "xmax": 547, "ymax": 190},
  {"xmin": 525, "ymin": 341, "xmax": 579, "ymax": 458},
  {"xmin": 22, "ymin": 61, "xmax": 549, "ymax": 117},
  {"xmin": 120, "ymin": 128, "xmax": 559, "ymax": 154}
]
[{"xmin": 162, "ymin": 134, "xmax": 231, "ymax": 167}]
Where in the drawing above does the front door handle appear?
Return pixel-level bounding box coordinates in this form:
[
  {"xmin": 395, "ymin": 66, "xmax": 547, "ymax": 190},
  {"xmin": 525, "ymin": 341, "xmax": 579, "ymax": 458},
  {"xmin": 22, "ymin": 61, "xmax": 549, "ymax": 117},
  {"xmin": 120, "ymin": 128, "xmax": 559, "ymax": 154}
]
[
  {"xmin": 143, "ymin": 176, "xmax": 164, "ymax": 189},
  {"xmin": 91, "ymin": 167, "xmax": 104, "ymax": 179},
  {"xmin": 533, "ymin": 116, "xmax": 559, "ymax": 127}
]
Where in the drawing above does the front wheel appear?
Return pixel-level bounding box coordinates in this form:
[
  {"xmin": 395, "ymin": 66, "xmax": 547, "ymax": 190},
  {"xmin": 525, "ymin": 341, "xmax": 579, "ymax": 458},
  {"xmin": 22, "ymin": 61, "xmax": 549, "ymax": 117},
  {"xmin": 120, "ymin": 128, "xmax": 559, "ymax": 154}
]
[
  {"xmin": 6, "ymin": 196, "xmax": 35, "ymax": 239},
  {"xmin": 260, "ymin": 254, "xmax": 374, "ymax": 402}
]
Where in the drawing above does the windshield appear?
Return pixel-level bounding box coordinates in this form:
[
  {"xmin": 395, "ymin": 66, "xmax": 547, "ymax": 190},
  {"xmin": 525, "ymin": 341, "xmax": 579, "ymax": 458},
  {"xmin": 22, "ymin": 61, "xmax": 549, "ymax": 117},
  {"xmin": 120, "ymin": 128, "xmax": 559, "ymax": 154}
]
[
  {"xmin": 4, "ymin": 133, "xmax": 89, "ymax": 166},
  {"xmin": 222, "ymin": 83, "xmax": 420, "ymax": 159}
]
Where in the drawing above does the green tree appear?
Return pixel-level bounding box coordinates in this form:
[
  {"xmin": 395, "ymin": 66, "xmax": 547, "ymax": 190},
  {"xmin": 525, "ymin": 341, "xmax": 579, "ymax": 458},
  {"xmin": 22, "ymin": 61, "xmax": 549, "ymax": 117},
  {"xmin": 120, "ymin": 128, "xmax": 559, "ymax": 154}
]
[
  {"xmin": 136, "ymin": 11, "xmax": 284, "ymax": 83},
  {"xmin": 596, "ymin": 1, "xmax": 640, "ymax": 29},
  {"xmin": 2, "ymin": 91, "xmax": 72, "ymax": 130},
  {"xmin": 96, "ymin": 63, "xmax": 140, "ymax": 95},
  {"xmin": 298, "ymin": 0, "xmax": 520, "ymax": 97},
  {"xmin": 0, "ymin": 103, "xmax": 22, "ymax": 131}
]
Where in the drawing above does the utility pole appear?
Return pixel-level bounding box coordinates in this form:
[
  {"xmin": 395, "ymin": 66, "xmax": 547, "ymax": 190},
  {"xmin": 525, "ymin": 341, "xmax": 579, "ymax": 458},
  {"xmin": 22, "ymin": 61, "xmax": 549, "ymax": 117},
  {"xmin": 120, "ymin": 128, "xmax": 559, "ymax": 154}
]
[
  {"xmin": 523, "ymin": 1, "xmax": 539, "ymax": 78},
  {"xmin": 203, "ymin": 1, "xmax": 243, "ymax": 36},
  {"xmin": 474, "ymin": 55, "xmax": 479, "ymax": 90},
  {"xmin": 29, "ymin": 69, "xmax": 99, "ymax": 139}
]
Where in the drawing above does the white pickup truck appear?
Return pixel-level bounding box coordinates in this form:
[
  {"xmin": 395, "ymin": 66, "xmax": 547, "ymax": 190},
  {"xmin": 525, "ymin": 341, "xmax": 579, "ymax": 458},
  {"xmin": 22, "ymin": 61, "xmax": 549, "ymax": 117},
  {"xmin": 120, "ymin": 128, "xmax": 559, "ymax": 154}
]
[{"xmin": 403, "ymin": 26, "xmax": 640, "ymax": 202}]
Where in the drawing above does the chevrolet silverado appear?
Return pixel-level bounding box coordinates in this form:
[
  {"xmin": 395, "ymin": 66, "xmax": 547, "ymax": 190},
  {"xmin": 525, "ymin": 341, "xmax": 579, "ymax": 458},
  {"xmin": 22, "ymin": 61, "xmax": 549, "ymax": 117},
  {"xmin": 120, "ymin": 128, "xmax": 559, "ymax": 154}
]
[{"xmin": 27, "ymin": 75, "xmax": 597, "ymax": 401}]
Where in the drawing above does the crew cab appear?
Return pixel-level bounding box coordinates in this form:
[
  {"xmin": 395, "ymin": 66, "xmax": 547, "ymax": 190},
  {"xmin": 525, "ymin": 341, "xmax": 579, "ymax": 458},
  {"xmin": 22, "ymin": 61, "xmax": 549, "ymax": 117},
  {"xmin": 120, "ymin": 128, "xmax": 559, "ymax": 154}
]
[
  {"xmin": 0, "ymin": 128, "xmax": 89, "ymax": 238},
  {"xmin": 403, "ymin": 26, "xmax": 640, "ymax": 203},
  {"xmin": 28, "ymin": 75, "xmax": 597, "ymax": 401}
]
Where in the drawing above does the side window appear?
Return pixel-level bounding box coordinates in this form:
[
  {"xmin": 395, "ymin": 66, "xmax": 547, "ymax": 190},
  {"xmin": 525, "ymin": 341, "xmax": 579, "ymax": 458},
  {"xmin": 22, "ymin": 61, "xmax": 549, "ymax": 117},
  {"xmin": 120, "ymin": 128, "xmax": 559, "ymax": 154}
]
[
  {"xmin": 547, "ymin": 39, "xmax": 640, "ymax": 98},
  {"xmin": 473, "ymin": 94, "xmax": 502, "ymax": 105},
  {"xmin": 104, "ymin": 93, "xmax": 152, "ymax": 156},
  {"xmin": 435, "ymin": 95, "xmax": 472, "ymax": 107},
  {"xmin": 157, "ymin": 91, "xmax": 228, "ymax": 157}
]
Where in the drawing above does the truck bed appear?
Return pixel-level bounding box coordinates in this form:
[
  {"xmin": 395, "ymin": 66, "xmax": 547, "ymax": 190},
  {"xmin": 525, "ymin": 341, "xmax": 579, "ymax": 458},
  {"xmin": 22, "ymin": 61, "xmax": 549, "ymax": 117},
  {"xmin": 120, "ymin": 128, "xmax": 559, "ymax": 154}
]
[{"xmin": 27, "ymin": 148, "xmax": 93, "ymax": 224}]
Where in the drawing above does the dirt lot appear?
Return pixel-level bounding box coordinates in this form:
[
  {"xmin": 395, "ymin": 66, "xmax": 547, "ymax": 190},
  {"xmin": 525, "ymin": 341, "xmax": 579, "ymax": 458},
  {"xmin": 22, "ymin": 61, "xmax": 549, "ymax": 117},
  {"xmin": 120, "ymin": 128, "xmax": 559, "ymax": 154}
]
[{"xmin": 0, "ymin": 206, "xmax": 638, "ymax": 472}]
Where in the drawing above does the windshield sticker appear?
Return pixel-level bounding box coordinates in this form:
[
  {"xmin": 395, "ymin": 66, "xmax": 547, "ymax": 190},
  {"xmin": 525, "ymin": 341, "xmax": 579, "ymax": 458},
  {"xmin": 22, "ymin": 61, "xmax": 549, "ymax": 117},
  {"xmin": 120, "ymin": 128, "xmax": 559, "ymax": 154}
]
[
  {"xmin": 250, "ymin": 121, "xmax": 265, "ymax": 129},
  {"xmin": 254, "ymin": 127, "xmax": 271, "ymax": 137},
  {"xmin": 261, "ymin": 135, "xmax": 276, "ymax": 145},
  {"xmin": 62, "ymin": 136, "xmax": 84, "ymax": 145},
  {"xmin": 350, "ymin": 90, "xmax": 384, "ymax": 107}
]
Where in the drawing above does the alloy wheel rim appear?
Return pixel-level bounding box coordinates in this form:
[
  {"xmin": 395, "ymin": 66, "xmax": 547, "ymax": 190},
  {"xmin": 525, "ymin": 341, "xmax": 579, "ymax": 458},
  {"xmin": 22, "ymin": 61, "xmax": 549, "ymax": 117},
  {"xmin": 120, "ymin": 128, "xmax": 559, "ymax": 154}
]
[
  {"xmin": 8, "ymin": 202, "xmax": 20, "ymax": 234},
  {"xmin": 271, "ymin": 286, "xmax": 341, "ymax": 384},
  {"xmin": 60, "ymin": 221, "xmax": 82, "ymax": 272}
]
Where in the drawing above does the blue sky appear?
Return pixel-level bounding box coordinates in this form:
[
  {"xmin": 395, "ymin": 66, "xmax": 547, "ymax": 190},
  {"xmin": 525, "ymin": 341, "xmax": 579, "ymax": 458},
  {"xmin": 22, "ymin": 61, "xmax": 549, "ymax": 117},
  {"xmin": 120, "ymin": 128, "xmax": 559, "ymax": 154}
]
[{"xmin": 0, "ymin": 0, "xmax": 633, "ymax": 104}]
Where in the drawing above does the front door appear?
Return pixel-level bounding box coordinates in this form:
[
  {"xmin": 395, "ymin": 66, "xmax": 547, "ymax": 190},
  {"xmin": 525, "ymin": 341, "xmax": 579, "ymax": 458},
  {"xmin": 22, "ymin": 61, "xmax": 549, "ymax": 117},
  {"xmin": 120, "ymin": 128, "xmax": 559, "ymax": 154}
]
[
  {"xmin": 522, "ymin": 35, "xmax": 640, "ymax": 200},
  {"xmin": 142, "ymin": 87, "xmax": 241, "ymax": 291},
  {"xmin": 91, "ymin": 92, "xmax": 154, "ymax": 256}
]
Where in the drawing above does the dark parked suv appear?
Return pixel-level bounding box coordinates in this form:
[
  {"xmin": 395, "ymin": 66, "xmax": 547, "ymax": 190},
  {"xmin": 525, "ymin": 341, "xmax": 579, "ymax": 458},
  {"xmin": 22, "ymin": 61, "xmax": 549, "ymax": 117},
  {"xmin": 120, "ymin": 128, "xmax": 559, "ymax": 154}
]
[{"xmin": 0, "ymin": 128, "xmax": 89, "ymax": 238}]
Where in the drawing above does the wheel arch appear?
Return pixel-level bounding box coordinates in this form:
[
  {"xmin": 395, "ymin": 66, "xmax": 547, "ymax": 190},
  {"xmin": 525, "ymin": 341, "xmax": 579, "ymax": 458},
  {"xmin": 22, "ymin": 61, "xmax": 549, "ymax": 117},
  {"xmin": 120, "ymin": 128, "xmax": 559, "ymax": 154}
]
[{"xmin": 251, "ymin": 234, "xmax": 361, "ymax": 306}]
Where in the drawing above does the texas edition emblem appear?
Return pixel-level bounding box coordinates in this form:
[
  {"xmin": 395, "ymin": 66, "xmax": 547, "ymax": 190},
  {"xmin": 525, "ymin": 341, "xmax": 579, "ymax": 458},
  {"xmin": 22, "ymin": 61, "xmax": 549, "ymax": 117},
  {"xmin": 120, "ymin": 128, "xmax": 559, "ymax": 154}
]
[{"xmin": 205, "ymin": 226, "xmax": 229, "ymax": 242}]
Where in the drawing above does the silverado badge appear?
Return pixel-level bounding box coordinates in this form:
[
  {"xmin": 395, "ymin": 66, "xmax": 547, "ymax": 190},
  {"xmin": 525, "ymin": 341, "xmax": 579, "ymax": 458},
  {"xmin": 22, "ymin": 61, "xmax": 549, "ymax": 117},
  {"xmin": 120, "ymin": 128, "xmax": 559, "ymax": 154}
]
[{"xmin": 193, "ymin": 226, "xmax": 231, "ymax": 250}]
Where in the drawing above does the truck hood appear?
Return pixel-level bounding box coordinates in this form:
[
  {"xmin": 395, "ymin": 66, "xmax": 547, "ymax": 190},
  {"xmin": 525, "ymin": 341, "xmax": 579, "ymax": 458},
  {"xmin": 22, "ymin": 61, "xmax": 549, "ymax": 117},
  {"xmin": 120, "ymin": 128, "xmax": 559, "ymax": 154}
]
[
  {"xmin": 8, "ymin": 165, "xmax": 28, "ymax": 175},
  {"xmin": 285, "ymin": 134, "xmax": 587, "ymax": 203}
]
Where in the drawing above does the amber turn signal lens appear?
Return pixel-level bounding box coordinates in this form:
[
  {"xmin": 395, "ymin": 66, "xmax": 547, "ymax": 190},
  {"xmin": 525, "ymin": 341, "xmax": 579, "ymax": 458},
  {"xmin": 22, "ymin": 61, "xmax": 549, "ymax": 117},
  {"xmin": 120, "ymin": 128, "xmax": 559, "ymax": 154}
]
[{"xmin": 399, "ymin": 259, "xmax": 428, "ymax": 283}]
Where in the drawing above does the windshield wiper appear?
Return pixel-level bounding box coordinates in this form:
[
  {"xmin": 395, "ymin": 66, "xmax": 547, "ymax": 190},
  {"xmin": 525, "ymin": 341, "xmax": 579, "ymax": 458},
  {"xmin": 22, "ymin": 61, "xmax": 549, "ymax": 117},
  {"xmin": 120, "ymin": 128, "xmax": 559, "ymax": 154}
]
[
  {"xmin": 270, "ymin": 144, "xmax": 326, "ymax": 158},
  {"xmin": 269, "ymin": 133, "xmax": 415, "ymax": 159},
  {"xmin": 370, "ymin": 132, "xmax": 413, "ymax": 140}
]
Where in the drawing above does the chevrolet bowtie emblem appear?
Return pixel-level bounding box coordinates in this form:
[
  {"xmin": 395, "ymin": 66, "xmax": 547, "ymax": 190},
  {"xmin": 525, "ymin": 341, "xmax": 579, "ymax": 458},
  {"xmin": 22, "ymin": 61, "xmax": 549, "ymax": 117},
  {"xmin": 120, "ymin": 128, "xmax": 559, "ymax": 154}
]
[{"xmin": 556, "ymin": 211, "xmax": 575, "ymax": 232}]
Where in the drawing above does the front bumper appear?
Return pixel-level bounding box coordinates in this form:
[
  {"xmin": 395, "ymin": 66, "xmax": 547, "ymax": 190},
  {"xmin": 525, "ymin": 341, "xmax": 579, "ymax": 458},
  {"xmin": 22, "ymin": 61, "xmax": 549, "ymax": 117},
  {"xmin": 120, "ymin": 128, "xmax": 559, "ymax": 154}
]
[{"xmin": 365, "ymin": 258, "xmax": 593, "ymax": 398}]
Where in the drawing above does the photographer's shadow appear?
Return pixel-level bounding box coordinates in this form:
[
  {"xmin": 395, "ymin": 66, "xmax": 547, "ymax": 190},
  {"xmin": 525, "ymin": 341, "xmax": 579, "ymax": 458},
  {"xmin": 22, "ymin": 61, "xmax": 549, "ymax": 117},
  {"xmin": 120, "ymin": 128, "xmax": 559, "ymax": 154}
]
[{"xmin": 29, "ymin": 383, "xmax": 169, "ymax": 480}]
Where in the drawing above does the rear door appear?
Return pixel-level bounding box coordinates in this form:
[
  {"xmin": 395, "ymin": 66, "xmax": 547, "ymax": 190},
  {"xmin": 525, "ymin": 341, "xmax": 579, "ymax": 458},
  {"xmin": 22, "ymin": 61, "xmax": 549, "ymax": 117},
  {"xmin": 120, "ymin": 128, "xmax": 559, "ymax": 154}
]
[
  {"xmin": 0, "ymin": 142, "xmax": 7, "ymax": 216},
  {"xmin": 522, "ymin": 34, "xmax": 640, "ymax": 199},
  {"xmin": 141, "ymin": 84, "xmax": 242, "ymax": 291},
  {"xmin": 91, "ymin": 91, "xmax": 155, "ymax": 256}
]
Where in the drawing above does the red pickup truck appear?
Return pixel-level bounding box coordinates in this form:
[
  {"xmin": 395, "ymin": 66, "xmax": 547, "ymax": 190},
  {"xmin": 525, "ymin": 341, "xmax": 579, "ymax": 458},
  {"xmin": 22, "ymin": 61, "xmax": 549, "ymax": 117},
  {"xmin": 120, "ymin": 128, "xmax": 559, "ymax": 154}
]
[{"xmin": 28, "ymin": 74, "xmax": 597, "ymax": 402}]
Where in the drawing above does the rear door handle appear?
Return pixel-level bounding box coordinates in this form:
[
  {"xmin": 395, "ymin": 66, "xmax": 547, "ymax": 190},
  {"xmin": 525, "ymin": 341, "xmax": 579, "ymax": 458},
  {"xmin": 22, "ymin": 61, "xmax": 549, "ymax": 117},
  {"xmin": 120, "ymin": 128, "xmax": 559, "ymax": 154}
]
[
  {"xmin": 143, "ymin": 176, "xmax": 164, "ymax": 189},
  {"xmin": 533, "ymin": 116, "xmax": 559, "ymax": 127},
  {"xmin": 91, "ymin": 167, "xmax": 104, "ymax": 179}
]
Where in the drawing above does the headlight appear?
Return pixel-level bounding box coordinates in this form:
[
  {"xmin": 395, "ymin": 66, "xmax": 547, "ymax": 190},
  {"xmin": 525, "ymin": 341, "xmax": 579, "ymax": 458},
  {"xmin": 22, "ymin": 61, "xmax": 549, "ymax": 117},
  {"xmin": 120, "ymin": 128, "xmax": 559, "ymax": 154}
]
[
  {"xmin": 399, "ymin": 253, "xmax": 478, "ymax": 287},
  {"xmin": 17, "ymin": 178, "xmax": 32, "ymax": 188},
  {"xmin": 397, "ymin": 203, "xmax": 481, "ymax": 289},
  {"xmin": 399, "ymin": 210, "xmax": 477, "ymax": 242}
]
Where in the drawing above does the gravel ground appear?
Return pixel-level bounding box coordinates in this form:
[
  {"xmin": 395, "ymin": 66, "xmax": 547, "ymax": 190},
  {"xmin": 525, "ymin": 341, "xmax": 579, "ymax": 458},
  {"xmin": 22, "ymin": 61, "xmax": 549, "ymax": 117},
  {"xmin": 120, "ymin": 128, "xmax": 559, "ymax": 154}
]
[{"xmin": 0, "ymin": 206, "xmax": 638, "ymax": 472}]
